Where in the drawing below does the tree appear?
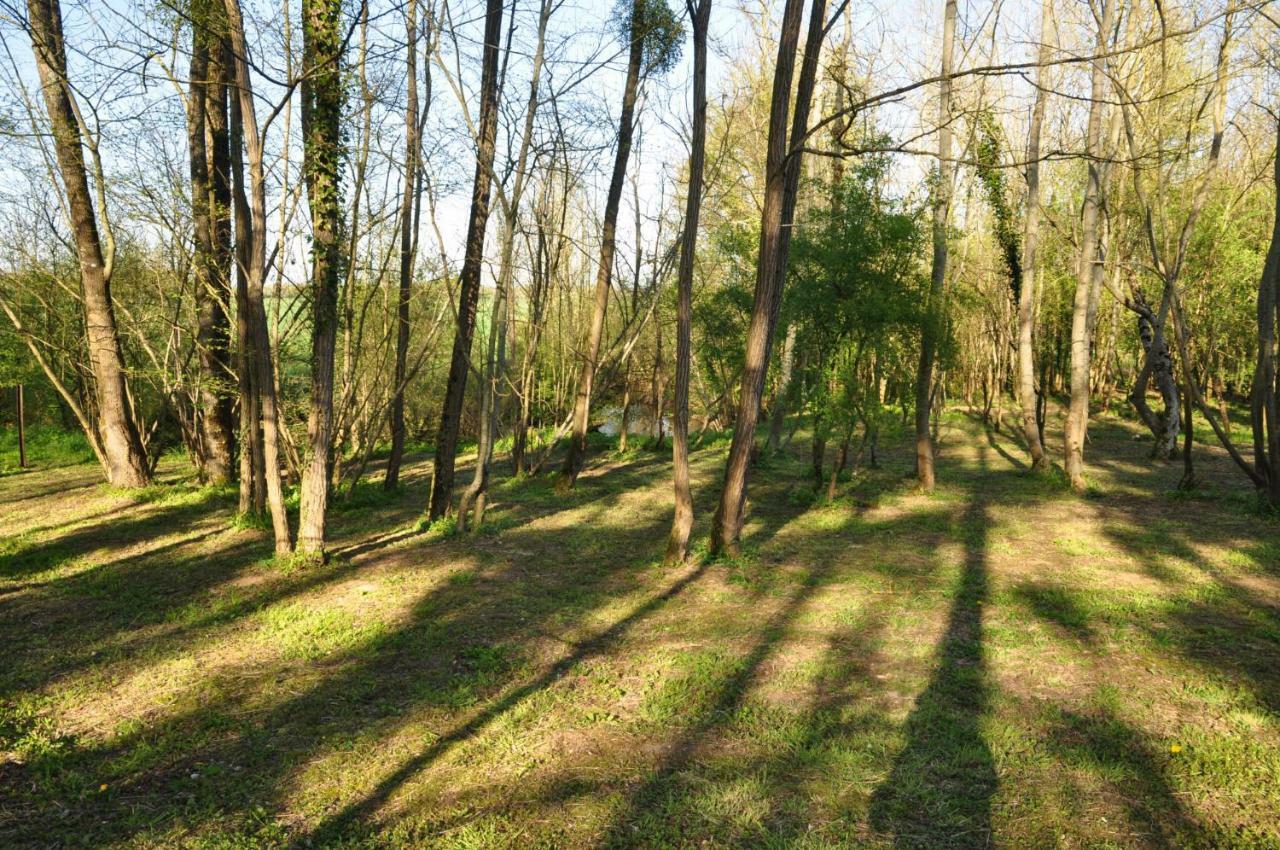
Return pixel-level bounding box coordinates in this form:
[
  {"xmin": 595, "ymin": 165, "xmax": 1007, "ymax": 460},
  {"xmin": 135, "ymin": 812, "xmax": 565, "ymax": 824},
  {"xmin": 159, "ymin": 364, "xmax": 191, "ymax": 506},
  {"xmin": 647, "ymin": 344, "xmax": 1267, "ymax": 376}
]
[
  {"xmin": 385, "ymin": 0, "xmax": 423, "ymax": 492},
  {"xmin": 296, "ymin": 0, "xmax": 347, "ymax": 557},
  {"xmin": 708, "ymin": 0, "xmax": 829, "ymax": 556},
  {"xmin": 1017, "ymin": 0, "xmax": 1053, "ymax": 470},
  {"xmin": 24, "ymin": 0, "xmax": 151, "ymax": 487},
  {"xmin": 666, "ymin": 0, "xmax": 710, "ymax": 563},
  {"xmin": 425, "ymin": 0, "xmax": 505, "ymax": 522},
  {"xmin": 1063, "ymin": 0, "xmax": 1116, "ymax": 491},
  {"xmin": 912, "ymin": 0, "xmax": 956, "ymax": 494},
  {"xmin": 223, "ymin": 0, "xmax": 292, "ymax": 554},
  {"xmin": 560, "ymin": 0, "xmax": 683, "ymax": 487}
]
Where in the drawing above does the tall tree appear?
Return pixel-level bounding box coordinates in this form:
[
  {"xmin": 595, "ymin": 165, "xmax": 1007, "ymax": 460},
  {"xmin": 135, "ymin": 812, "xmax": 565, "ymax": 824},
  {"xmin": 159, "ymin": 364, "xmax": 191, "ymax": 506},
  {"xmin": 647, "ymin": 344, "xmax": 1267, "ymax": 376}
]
[
  {"xmin": 425, "ymin": 0, "xmax": 504, "ymax": 522},
  {"xmin": 666, "ymin": 0, "xmax": 710, "ymax": 563},
  {"xmin": 1064, "ymin": 0, "xmax": 1115, "ymax": 491},
  {"xmin": 25, "ymin": 0, "xmax": 151, "ymax": 487},
  {"xmin": 1018, "ymin": 0, "xmax": 1052, "ymax": 470},
  {"xmin": 223, "ymin": 0, "xmax": 292, "ymax": 553},
  {"xmin": 913, "ymin": 0, "xmax": 956, "ymax": 493},
  {"xmin": 296, "ymin": 0, "xmax": 347, "ymax": 557},
  {"xmin": 459, "ymin": 0, "xmax": 556, "ymax": 530},
  {"xmin": 708, "ymin": 0, "xmax": 828, "ymax": 556},
  {"xmin": 385, "ymin": 0, "xmax": 422, "ymax": 492},
  {"xmin": 560, "ymin": 0, "xmax": 683, "ymax": 487},
  {"xmin": 1251, "ymin": 114, "xmax": 1280, "ymax": 507},
  {"xmin": 189, "ymin": 0, "xmax": 237, "ymax": 485}
]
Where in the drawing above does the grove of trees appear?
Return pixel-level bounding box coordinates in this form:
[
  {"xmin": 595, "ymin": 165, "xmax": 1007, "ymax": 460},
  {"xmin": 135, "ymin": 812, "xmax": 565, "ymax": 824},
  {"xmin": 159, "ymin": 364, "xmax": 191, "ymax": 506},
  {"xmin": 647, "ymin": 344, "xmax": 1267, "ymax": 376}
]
[{"xmin": 2, "ymin": 0, "xmax": 1278, "ymax": 558}]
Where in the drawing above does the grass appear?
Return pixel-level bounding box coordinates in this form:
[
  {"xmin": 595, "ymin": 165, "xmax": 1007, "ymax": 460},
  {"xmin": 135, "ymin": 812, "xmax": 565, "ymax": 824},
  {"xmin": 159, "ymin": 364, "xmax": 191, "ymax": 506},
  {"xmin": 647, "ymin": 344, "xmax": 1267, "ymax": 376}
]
[
  {"xmin": 1, "ymin": 408, "xmax": 1279, "ymax": 848},
  {"xmin": 0, "ymin": 425, "xmax": 94, "ymax": 474}
]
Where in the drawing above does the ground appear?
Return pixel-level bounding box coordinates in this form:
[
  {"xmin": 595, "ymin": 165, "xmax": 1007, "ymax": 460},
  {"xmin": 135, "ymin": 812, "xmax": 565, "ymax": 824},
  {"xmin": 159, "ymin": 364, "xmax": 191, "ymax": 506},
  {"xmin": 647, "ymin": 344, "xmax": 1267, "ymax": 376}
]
[{"xmin": 1, "ymin": 408, "xmax": 1279, "ymax": 849}]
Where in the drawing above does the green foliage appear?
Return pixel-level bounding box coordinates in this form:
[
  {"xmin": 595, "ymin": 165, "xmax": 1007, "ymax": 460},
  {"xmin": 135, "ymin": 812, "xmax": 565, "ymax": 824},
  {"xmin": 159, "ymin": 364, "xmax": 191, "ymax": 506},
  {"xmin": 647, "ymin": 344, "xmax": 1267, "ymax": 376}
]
[
  {"xmin": 612, "ymin": 0, "xmax": 685, "ymax": 75},
  {"xmin": 786, "ymin": 153, "xmax": 927, "ymax": 439},
  {"xmin": 973, "ymin": 110, "xmax": 1022, "ymax": 298}
]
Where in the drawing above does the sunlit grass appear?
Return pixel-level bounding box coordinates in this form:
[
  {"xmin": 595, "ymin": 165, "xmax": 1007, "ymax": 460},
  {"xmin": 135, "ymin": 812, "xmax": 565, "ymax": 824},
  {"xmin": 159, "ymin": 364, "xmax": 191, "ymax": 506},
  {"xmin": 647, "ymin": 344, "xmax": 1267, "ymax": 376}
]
[{"xmin": 1, "ymin": 413, "xmax": 1278, "ymax": 847}]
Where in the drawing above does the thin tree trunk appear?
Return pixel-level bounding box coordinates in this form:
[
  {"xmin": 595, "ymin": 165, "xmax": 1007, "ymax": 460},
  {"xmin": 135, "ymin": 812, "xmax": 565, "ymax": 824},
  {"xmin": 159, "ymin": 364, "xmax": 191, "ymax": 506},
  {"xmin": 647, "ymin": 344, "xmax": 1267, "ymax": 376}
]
[
  {"xmin": 386, "ymin": 0, "xmax": 420, "ymax": 491},
  {"xmin": 26, "ymin": 0, "xmax": 150, "ymax": 487},
  {"xmin": 224, "ymin": 0, "xmax": 292, "ymax": 553},
  {"xmin": 1064, "ymin": 0, "xmax": 1115, "ymax": 490},
  {"xmin": 913, "ymin": 0, "xmax": 956, "ymax": 494},
  {"xmin": 426, "ymin": 0, "xmax": 504, "ymax": 521},
  {"xmin": 1018, "ymin": 0, "xmax": 1051, "ymax": 470},
  {"xmin": 15, "ymin": 385, "xmax": 25, "ymax": 468},
  {"xmin": 201, "ymin": 3, "xmax": 237, "ymax": 484},
  {"xmin": 296, "ymin": 0, "xmax": 346, "ymax": 557},
  {"xmin": 560, "ymin": 0, "xmax": 648, "ymax": 487},
  {"xmin": 230, "ymin": 69, "xmax": 264, "ymax": 516},
  {"xmin": 1252, "ymin": 115, "xmax": 1280, "ymax": 506}
]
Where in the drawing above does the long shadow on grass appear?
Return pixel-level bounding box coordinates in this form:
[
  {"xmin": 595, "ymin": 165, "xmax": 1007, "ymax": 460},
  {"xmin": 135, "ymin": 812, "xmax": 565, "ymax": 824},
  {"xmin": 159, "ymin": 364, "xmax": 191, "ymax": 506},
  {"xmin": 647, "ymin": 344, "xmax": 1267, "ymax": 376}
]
[
  {"xmin": 867, "ymin": 458, "xmax": 996, "ymax": 848},
  {"xmin": 0, "ymin": 446, "xmax": 810, "ymax": 847}
]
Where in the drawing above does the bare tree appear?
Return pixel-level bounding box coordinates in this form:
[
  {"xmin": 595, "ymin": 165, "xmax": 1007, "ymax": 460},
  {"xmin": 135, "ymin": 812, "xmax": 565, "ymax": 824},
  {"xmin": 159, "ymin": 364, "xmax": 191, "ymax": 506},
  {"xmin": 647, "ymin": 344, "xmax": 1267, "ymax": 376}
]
[
  {"xmin": 560, "ymin": 0, "xmax": 682, "ymax": 487},
  {"xmin": 1018, "ymin": 0, "xmax": 1052, "ymax": 470},
  {"xmin": 913, "ymin": 0, "xmax": 956, "ymax": 493},
  {"xmin": 425, "ymin": 0, "xmax": 505, "ymax": 522},
  {"xmin": 1064, "ymin": 0, "xmax": 1116, "ymax": 491},
  {"xmin": 385, "ymin": 0, "xmax": 424, "ymax": 491},
  {"xmin": 223, "ymin": 0, "xmax": 292, "ymax": 553},
  {"xmin": 666, "ymin": 0, "xmax": 710, "ymax": 563}
]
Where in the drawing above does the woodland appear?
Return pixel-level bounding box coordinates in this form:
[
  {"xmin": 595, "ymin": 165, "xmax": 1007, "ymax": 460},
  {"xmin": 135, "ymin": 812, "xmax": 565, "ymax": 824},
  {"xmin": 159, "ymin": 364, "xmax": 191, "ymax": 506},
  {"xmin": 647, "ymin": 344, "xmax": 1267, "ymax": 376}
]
[{"xmin": 1, "ymin": 0, "xmax": 1280, "ymax": 846}]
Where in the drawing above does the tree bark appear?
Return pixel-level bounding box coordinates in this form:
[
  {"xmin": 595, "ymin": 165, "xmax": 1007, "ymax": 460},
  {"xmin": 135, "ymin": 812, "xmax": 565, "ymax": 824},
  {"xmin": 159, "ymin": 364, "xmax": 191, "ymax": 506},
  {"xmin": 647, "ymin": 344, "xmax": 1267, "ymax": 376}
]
[
  {"xmin": 1064, "ymin": 0, "xmax": 1115, "ymax": 490},
  {"xmin": 1018, "ymin": 0, "xmax": 1050, "ymax": 470},
  {"xmin": 230, "ymin": 64, "xmax": 264, "ymax": 516},
  {"xmin": 1251, "ymin": 115, "xmax": 1280, "ymax": 506},
  {"xmin": 426, "ymin": 0, "xmax": 504, "ymax": 521},
  {"xmin": 224, "ymin": 0, "xmax": 292, "ymax": 553},
  {"xmin": 26, "ymin": 0, "xmax": 150, "ymax": 487},
  {"xmin": 665, "ymin": 0, "xmax": 709, "ymax": 563},
  {"xmin": 913, "ymin": 0, "xmax": 956, "ymax": 494},
  {"xmin": 709, "ymin": 0, "xmax": 826, "ymax": 556},
  {"xmin": 385, "ymin": 0, "xmax": 421, "ymax": 491},
  {"xmin": 296, "ymin": 0, "xmax": 346, "ymax": 556},
  {"xmin": 560, "ymin": 0, "xmax": 648, "ymax": 487}
]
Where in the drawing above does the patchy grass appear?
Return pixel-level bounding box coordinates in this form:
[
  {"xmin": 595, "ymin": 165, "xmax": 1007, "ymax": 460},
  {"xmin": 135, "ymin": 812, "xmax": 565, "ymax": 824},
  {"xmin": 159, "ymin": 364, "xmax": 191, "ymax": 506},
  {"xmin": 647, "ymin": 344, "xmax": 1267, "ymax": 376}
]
[{"xmin": 1, "ymin": 410, "xmax": 1279, "ymax": 848}]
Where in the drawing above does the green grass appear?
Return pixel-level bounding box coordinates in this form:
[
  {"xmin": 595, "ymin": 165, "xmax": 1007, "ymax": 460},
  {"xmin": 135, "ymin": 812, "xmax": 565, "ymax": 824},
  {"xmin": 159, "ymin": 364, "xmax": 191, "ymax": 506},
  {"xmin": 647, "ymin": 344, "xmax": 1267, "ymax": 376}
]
[
  {"xmin": 1, "ymin": 413, "xmax": 1279, "ymax": 848},
  {"xmin": 0, "ymin": 425, "xmax": 94, "ymax": 473}
]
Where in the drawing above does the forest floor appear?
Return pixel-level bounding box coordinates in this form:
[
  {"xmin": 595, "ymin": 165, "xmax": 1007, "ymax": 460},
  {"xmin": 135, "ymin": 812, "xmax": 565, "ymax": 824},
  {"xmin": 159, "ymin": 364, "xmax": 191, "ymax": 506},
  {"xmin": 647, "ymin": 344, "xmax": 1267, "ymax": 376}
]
[{"xmin": 2, "ymin": 407, "xmax": 1279, "ymax": 849}]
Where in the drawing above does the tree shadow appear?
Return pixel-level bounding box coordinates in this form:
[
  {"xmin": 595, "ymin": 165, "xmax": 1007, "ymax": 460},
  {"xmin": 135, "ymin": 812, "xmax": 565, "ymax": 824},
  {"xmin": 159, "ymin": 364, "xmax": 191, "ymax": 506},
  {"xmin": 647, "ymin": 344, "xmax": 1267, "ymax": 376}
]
[
  {"xmin": 868, "ymin": 470, "xmax": 996, "ymax": 848},
  {"xmin": 0, "ymin": 441, "xmax": 814, "ymax": 847}
]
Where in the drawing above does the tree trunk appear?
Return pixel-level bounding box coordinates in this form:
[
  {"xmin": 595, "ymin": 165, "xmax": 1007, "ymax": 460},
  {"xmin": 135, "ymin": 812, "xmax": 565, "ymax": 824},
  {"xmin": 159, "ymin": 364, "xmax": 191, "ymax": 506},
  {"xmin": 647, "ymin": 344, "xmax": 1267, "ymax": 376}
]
[
  {"xmin": 230, "ymin": 66, "xmax": 264, "ymax": 517},
  {"xmin": 296, "ymin": 0, "xmax": 346, "ymax": 557},
  {"xmin": 1252, "ymin": 114, "xmax": 1280, "ymax": 506},
  {"xmin": 709, "ymin": 0, "xmax": 826, "ymax": 556},
  {"xmin": 385, "ymin": 0, "xmax": 420, "ymax": 491},
  {"xmin": 426, "ymin": 0, "xmax": 504, "ymax": 521},
  {"xmin": 1064, "ymin": 0, "xmax": 1115, "ymax": 490},
  {"xmin": 224, "ymin": 0, "xmax": 292, "ymax": 553},
  {"xmin": 26, "ymin": 0, "xmax": 150, "ymax": 488},
  {"xmin": 1018, "ymin": 0, "xmax": 1051, "ymax": 470},
  {"xmin": 199, "ymin": 4, "xmax": 236, "ymax": 485},
  {"xmin": 560, "ymin": 0, "xmax": 647, "ymax": 487},
  {"xmin": 913, "ymin": 0, "xmax": 956, "ymax": 494}
]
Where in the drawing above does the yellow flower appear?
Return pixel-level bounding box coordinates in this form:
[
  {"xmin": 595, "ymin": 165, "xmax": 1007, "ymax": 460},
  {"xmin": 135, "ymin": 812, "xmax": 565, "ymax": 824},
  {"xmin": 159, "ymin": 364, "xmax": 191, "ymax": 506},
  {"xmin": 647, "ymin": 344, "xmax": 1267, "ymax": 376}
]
[
  {"xmin": 1169, "ymin": 744, "xmax": 1183, "ymax": 754},
  {"xmin": 99, "ymin": 783, "xmax": 108, "ymax": 792}
]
